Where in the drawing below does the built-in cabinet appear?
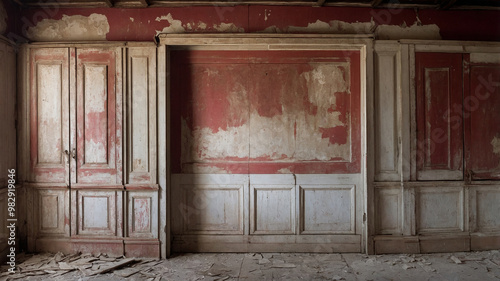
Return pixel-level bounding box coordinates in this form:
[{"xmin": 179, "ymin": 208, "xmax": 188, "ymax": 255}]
[
  {"xmin": 20, "ymin": 44, "xmax": 159, "ymax": 257},
  {"xmin": 373, "ymin": 41, "xmax": 500, "ymax": 254},
  {"xmin": 16, "ymin": 37, "xmax": 500, "ymax": 257}
]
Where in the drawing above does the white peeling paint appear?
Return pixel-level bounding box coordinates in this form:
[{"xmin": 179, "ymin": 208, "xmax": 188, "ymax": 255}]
[
  {"xmin": 492, "ymin": 136, "xmax": 500, "ymax": 155},
  {"xmin": 129, "ymin": 17, "xmax": 134, "ymax": 22},
  {"xmin": 26, "ymin": 13, "xmax": 110, "ymax": 41},
  {"xmin": 376, "ymin": 22, "xmax": 441, "ymax": 40},
  {"xmin": 287, "ymin": 19, "xmax": 374, "ymax": 34},
  {"xmin": 277, "ymin": 168, "xmax": 292, "ymax": 174},
  {"xmin": 156, "ymin": 13, "xmax": 244, "ymax": 35},
  {"xmin": 260, "ymin": 19, "xmax": 440, "ymax": 40},
  {"xmin": 295, "ymin": 112, "xmax": 351, "ymax": 161},
  {"xmin": 212, "ymin": 22, "xmax": 244, "ymax": 33},
  {"xmin": 0, "ymin": 1, "xmax": 7, "ymax": 35},
  {"xmin": 183, "ymin": 164, "xmax": 231, "ymax": 174},
  {"xmin": 182, "ymin": 63, "xmax": 351, "ymax": 164},
  {"xmin": 302, "ymin": 64, "xmax": 348, "ymax": 128},
  {"xmin": 155, "ymin": 13, "xmax": 185, "ymax": 34},
  {"xmin": 471, "ymin": 53, "xmax": 500, "ymax": 64}
]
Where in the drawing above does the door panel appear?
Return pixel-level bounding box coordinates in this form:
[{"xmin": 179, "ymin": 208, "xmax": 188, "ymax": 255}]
[
  {"xmin": 466, "ymin": 62, "xmax": 500, "ymax": 180},
  {"xmin": 415, "ymin": 53, "xmax": 464, "ymax": 180},
  {"xmin": 170, "ymin": 50, "xmax": 363, "ymax": 252},
  {"xmin": 30, "ymin": 48, "xmax": 70, "ymax": 183},
  {"xmin": 75, "ymin": 48, "xmax": 120, "ymax": 184}
]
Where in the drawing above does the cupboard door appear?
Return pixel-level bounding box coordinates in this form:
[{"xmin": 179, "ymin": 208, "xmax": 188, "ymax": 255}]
[
  {"xmin": 416, "ymin": 53, "xmax": 464, "ymax": 181},
  {"xmin": 30, "ymin": 48, "xmax": 70, "ymax": 183},
  {"xmin": 465, "ymin": 58, "xmax": 500, "ymax": 180},
  {"xmin": 75, "ymin": 48, "xmax": 121, "ymax": 185}
]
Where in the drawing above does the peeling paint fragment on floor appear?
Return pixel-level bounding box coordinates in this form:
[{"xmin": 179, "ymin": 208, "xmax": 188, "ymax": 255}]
[{"xmin": 26, "ymin": 13, "xmax": 110, "ymax": 41}]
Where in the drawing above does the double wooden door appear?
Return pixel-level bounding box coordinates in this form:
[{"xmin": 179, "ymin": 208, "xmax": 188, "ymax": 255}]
[
  {"xmin": 416, "ymin": 52, "xmax": 500, "ymax": 181},
  {"xmin": 30, "ymin": 47, "xmax": 121, "ymax": 186}
]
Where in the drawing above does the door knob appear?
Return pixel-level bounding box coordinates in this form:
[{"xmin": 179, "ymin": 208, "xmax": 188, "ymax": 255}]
[
  {"xmin": 63, "ymin": 150, "xmax": 70, "ymax": 164},
  {"xmin": 70, "ymin": 148, "xmax": 76, "ymax": 160}
]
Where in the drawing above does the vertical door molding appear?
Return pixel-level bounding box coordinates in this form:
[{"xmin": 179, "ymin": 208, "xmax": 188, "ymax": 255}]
[
  {"xmin": 373, "ymin": 41, "xmax": 403, "ymax": 182},
  {"xmin": 125, "ymin": 46, "xmax": 157, "ymax": 186}
]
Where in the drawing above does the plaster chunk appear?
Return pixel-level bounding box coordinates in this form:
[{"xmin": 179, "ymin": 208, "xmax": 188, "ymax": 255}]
[
  {"xmin": 156, "ymin": 13, "xmax": 244, "ymax": 35},
  {"xmin": 376, "ymin": 22, "xmax": 441, "ymax": 40},
  {"xmin": 26, "ymin": 13, "xmax": 109, "ymax": 41},
  {"xmin": 283, "ymin": 20, "xmax": 374, "ymax": 34}
]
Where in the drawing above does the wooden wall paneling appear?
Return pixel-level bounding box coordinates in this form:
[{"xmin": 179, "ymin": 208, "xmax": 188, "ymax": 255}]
[
  {"xmin": 415, "ymin": 52, "xmax": 464, "ymax": 181},
  {"xmin": 249, "ymin": 175, "xmax": 295, "ymax": 235},
  {"xmin": 415, "ymin": 183, "xmax": 465, "ymax": 233},
  {"xmin": 29, "ymin": 48, "xmax": 70, "ymax": 184},
  {"xmin": 400, "ymin": 44, "xmax": 411, "ymax": 181},
  {"xmin": 465, "ymin": 54, "xmax": 500, "ymax": 180},
  {"xmin": 34, "ymin": 187, "xmax": 70, "ymax": 238},
  {"xmin": 373, "ymin": 42, "xmax": 401, "ymax": 182},
  {"xmin": 158, "ymin": 45, "xmax": 169, "ymax": 258},
  {"xmin": 374, "ymin": 183, "xmax": 402, "ymax": 235},
  {"xmin": 126, "ymin": 46, "xmax": 157, "ymax": 185},
  {"xmin": 72, "ymin": 188, "xmax": 123, "ymax": 237},
  {"xmin": 75, "ymin": 47, "xmax": 122, "ymax": 185},
  {"xmin": 0, "ymin": 40, "xmax": 16, "ymax": 187},
  {"xmin": 126, "ymin": 190, "xmax": 159, "ymax": 238}
]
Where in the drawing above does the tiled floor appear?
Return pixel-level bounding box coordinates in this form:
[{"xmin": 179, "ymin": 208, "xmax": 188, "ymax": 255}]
[{"xmin": 1, "ymin": 250, "xmax": 500, "ymax": 280}]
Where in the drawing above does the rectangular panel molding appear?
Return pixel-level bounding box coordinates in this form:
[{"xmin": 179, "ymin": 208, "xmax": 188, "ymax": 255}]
[
  {"xmin": 299, "ymin": 185, "xmax": 356, "ymax": 234},
  {"xmin": 126, "ymin": 47, "xmax": 157, "ymax": 185},
  {"xmin": 126, "ymin": 190, "xmax": 159, "ymax": 238},
  {"xmin": 250, "ymin": 185, "xmax": 295, "ymax": 235}
]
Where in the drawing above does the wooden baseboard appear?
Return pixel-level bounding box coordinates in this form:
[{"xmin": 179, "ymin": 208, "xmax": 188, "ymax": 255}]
[
  {"xmin": 471, "ymin": 234, "xmax": 500, "ymax": 251},
  {"xmin": 34, "ymin": 238, "xmax": 161, "ymax": 258},
  {"xmin": 372, "ymin": 234, "xmax": 500, "ymax": 254},
  {"xmin": 172, "ymin": 235, "xmax": 361, "ymax": 253}
]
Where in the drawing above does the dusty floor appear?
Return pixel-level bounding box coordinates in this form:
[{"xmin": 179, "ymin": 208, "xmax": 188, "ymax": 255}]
[{"xmin": 1, "ymin": 250, "xmax": 500, "ymax": 281}]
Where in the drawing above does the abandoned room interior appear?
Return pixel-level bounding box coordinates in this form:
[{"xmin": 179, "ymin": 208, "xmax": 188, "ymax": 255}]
[{"xmin": 0, "ymin": 0, "xmax": 499, "ymax": 278}]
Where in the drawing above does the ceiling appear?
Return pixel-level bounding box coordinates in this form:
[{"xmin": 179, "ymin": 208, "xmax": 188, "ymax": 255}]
[{"xmin": 14, "ymin": 0, "xmax": 500, "ymax": 9}]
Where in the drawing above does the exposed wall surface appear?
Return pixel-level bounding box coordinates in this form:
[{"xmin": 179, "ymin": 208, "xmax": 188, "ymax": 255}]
[
  {"xmin": 18, "ymin": 6, "xmax": 500, "ymax": 42},
  {"xmin": 1, "ymin": 0, "xmax": 21, "ymax": 39},
  {"xmin": 0, "ymin": 37, "xmax": 17, "ymax": 264}
]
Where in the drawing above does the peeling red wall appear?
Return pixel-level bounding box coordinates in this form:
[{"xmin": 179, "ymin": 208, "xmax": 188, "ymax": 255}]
[
  {"xmin": 17, "ymin": 6, "xmax": 500, "ymax": 42},
  {"xmin": 171, "ymin": 50, "xmax": 361, "ymax": 174},
  {"xmin": 1, "ymin": 0, "xmax": 21, "ymax": 39}
]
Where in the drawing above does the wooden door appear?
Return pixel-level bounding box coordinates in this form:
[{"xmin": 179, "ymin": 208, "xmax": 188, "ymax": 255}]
[
  {"xmin": 75, "ymin": 48, "xmax": 121, "ymax": 185},
  {"xmin": 30, "ymin": 48, "xmax": 70, "ymax": 184},
  {"xmin": 465, "ymin": 58, "xmax": 500, "ymax": 180},
  {"xmin": 415, "ymin": 53, "xmax": 464, "ymax": 181}
]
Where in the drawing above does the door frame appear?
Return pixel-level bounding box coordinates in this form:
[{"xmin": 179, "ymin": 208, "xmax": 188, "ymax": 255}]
[{"xmin": 157, "ymin": 34, "xmax": 374, "ymax": 257}]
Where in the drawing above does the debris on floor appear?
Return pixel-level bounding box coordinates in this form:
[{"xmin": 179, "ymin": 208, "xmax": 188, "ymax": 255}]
[{"xmin": 0, "ymin": 250, "xmax": 499, "ymax": 280}]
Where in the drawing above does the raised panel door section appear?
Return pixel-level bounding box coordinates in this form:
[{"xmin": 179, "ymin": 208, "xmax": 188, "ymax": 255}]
[
  {"xmin": 416, "ymin": 53, "xmax": 463, "ymax": 181},
  {"xmin": 75, "ymin": 48, "xmax": 122, "ymax": 185},
  {"xmin": 30, "ymin": 48, "xmax": 70, "ymax": 183},
  {"xmin": 126, "ymin": 47, "xmax": 157, "ymax": 185},
  {"xmin": 465, "ymin": 59, "xmax": 500, "ymax": 180}
]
